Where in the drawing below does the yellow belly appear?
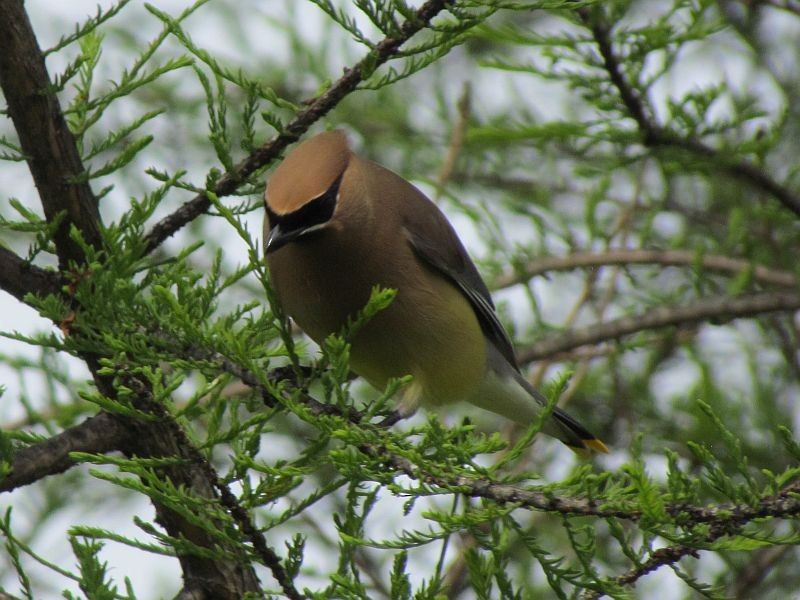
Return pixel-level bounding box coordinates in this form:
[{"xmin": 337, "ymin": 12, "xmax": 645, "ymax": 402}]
[{"xmin": 348, "ymin": 273, "xmax": 487, "ymax": 409}]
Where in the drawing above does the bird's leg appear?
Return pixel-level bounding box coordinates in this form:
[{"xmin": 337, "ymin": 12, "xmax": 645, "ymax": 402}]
[
  {"xmin": 375, "ymin": 379, "xmax": 420, "ymax": 428},
  {"xmin": 397, "ymin": 380, "xmax": 423, "ymax": 417}
]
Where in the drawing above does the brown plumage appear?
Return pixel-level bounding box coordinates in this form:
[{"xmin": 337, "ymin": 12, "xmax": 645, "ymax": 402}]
[{"xmin": 264, "ymin": 130, "xmax": 608, "ymax": 454}]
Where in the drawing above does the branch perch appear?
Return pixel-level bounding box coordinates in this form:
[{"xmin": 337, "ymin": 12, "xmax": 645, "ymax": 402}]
[
  {"xmin": 518, "ymin": 291, "xmax": 800, "ymax": 362},
  {"xmin": 494, "ymin": 249, "xmax": 798, "ymax": 290}
]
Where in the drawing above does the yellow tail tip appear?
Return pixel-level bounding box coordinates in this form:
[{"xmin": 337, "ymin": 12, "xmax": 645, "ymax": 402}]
[
  {"xmin": 571, "ymin": 438, "xmax": 610, "ymax": 457},
  {"xmin": 583, "ymin": 438, "xmax": 610, "ymax": 454}
]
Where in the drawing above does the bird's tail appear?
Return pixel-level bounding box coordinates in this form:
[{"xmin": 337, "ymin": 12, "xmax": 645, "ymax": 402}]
[
  {"xmin": 474, "ymin": 347, "xmax": 609, "ymax": 455},
  {"xmin": 515, "ymin": 371, "xmax": 609, "ymax": 456},
  {"xmin": 550, "ymin": 405, "xmax": 609, "ymax": 456}
]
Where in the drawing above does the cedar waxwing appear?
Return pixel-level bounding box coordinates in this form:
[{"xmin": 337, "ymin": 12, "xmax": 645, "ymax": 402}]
[{"xmin": 264, "ymin": 130, "xmax": 608, "ymax": 455}]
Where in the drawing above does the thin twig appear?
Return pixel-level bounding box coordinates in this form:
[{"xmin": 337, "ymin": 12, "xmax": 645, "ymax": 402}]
[
  {"xmin": 579, "ymin": 490, "xmax": 792, "ymax": 600},
  {"xmin": 436, "ymin": 82, "xmax": 472, "ymax": 197},
  {"xmin": 493, "ymin": 249, "xmax": 798, "ymax": 290},
  {"xmin": 763, "ymin": 0, "xmax": 800, "ymax": 17},
  {"xmin": 578, "ymin": 7, "xmax": 800, "ymax": 218},
  {"xmin": 580, "ymin": 543, "xmax": 701, "ymax": 599},
  {"xmin": 518, "ymin": 291, "xmax": 800, "ymax": 363}
]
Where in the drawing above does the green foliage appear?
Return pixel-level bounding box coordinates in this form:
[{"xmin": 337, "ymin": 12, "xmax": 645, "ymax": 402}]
[{"xmin": 64, "ymin": 538, "xmax": 121, "ymax": 600}]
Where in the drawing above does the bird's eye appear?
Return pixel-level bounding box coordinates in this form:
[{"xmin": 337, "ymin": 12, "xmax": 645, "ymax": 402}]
[{"xmin": 268, "ymin": 174, "xmax": 341, "ymax": 234}]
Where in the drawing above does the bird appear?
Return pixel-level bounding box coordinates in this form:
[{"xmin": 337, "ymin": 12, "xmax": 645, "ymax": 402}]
[{"xmin": 263, "ymin": 129, "xmax": 608, "ymax": 455}]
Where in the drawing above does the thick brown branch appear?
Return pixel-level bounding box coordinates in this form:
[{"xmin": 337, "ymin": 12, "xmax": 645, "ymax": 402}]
[
  {"xmin": 580, "ymin": 7, "xmax": 800, "ymax": 218},
  {"xmin": 518, "ymin": 291, "xmax": 800, "ymax": 363},
  {"xmin": 0, "ymin": 1, "xmax": 270, "ymax": 594},
  {"xmin": 494, "ymin": 249, "xmax": 798, "ymax": 290},
  {"xmin": 0, "ymin": 376, "xmax": 297, "ymax": 597},
  {"xmin": 0, "ymin": 247, "xmax": 62, "ymax": 302},
  {"xmin": 99, "ymin": 372, "xmax": 264, "ymax": 598},
  {"xmin": 0, "ymin": 412, "xmax": 127, "ymax": 492},
  {"xmin": 116, "ymin": 374, "xmax": 301, "ymax": 600},
  {"xmin": 142, "ymin": 0, "xmax": 455, "ymax": 254},
  {"xmin": 0, "ymin": 0, "xmax": 101, "ymax": 269}
]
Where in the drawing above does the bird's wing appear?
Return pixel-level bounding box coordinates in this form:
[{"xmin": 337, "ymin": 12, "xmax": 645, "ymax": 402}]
[{"xmin": 403, "ymin": 204, "xmax": 519, "ymax": 368}]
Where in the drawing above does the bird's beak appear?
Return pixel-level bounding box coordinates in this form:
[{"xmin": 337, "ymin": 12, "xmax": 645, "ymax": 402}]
[
  {"xmin": 266, "ymin": 223, "xmax": 298, "ymax": 254},
  {"xmin": 266, "ymin": 222, "xmax": 327, "ymax": 254}
]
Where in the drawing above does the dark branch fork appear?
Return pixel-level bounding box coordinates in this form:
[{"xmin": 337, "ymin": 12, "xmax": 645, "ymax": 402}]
[{"xmin": 578, "ymin": 7, "xmax": 800, "ymax": 219}]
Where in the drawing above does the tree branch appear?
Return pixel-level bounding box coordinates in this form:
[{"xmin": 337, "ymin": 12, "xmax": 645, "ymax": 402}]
[
  {"xmin": 581, "ymin": 542, "xmax": 700, "ymax": 599},
  {"xmin": 117, "ymin": 374, "xmax": 302, "ymax": 600},
  {"xmin": 493, "ymin": 249, "xmax": 798, "ymax": 290},
  {"xmin": 579, "ymin": 7, "xmax": 800, "ymax": 218},
  {"xmin": 0, "ymin": 247, "xmax": 62, "ymax": 302},
  {"xmin": 384, "ymin": 448, "xmax": 800, "ymax": 599},
  {"xmin": 0, "ymin": 411, "xmax": 127, "ymax": 492},
  {"xmin": 578, "ymin": 482, "xmax": 800, "ymax": 600},
  {"xmin": 10, "ymin": 367, "xmax": 800, "ymax": 529},
  {"xmin": 0, "ymin": 368, "xmax": 302, "ymax": 597},
  {"xmin": 121, "ymin": 331, "xmax": 800, "ymax": 597},
  {"xmin": 97, "ymin": 371, "xmax": 265, "ymax": 598},
  {"xmin": 171, "ymin": 339, "xmax": 800, "ymax": 525},
  {"xmin": 0, "ymin": 0, "xmax": 102, "ymax": 269},
  {"xmin": 518, "ymin": 291, "xmax": 800, "ymax": 363},
  {"xmin": 0, "ymin": 2, "xmax": 272, "ymax": 595},
  {"xmin": 141, "ymin": 0, "xmax": 456, "ymax": 254}
]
